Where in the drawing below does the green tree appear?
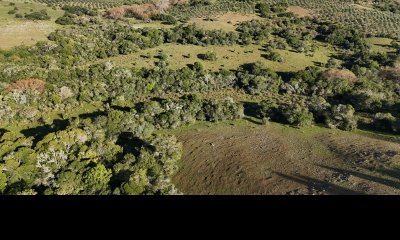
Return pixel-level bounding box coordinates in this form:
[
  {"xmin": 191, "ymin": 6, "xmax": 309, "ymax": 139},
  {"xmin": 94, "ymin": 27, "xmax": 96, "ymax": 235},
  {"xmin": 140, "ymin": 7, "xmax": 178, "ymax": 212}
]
[
  {"xmin": 325, "ymin": 104, "xmax": 357, "ymax": 131},
  {"xmin": 83, "ymin": 164, "xmax": 112, "ymax": 195},
  {"xmin": 0, "ymin": 171, "xmax": 7, "ymax": 193}
]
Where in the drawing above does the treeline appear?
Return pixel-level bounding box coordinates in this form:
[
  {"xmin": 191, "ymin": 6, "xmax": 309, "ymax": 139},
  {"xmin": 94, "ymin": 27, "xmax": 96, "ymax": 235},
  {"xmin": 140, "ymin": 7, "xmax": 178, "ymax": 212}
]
[
  {"xmin": 1, "ymin": 9, "xmax": 380, "ymax": 70},
  {"xmin": 2, "ymin": 58, "xmax": 400, "ymax": 132},
  {"xmin": 0, "ymin": 95, "xmax": 244, "ymax": 195}
]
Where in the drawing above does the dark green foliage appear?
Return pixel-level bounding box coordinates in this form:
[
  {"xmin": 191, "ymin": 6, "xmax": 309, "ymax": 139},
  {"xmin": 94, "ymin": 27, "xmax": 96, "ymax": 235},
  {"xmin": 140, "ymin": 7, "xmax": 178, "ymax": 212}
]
[
  {"xmin": 55, "ymin": 13, "xmax": 75, "ymax": 25},
  {"xmin": 236, "ymin": 62, "xmax": 281, "ymax": 95},
  {"xmin": 24, "ymin": 10, "xmax": 50, "ymax": 20},
  {"xmin": 373, "ymin": 0, "xmax": 400, "ymax": 14},
  {"xmin": 281, "ymin": 66, "xmax": 352, "ymax": 97},
  {"xmin": 200, "ymin": 98, "xmax": 244, "ymax": 122},
  {"xmin": 55, "ymin": 6, "xmax": 97, "ymax": 25},
  {"xmin": 189, "ymin": 0, "xmax": 212, "ymax": 6},
  {"xmin": 259, "ymin": 98, "xmax": 314, "ymax": 127},
  {"xmin": 373, "ymin": 112, "xmax": 400, "ymax": 132},
  {"xmin": 198, "ymin": 51, "xmax": 217, "ymax": 61},
  {"xmin": 62, "ymin": 6, "xmax": 97, "ymax": 16},
  {"xmin": 256, "ymin": 2, "xmax": 287, "ymax": 18},
  {"xmin": 151, "ymin": 14, "xmax": 177, "ymax": 25},
  {"xmin": 325, "ymin": 104, "xmax": 357, "ymax": 131},
  {"xmin": 319, "ymin": 24, "xmax": 368, "ymax": 51},
  {"xmin": 258, "ymin": 98, "xmax": 278, "ymax": 118},
  {"xmin": 165, "ymin": 23, "xmax": 239, "ymax": 46},
  {"xmin": 262, "ymin": 50, "xmax": 283, "ymax": 62},
  {"xmin": 0, "ymin": 117, "xmax": 183, "ymax": 195},
  {"xmin": 276, "ymin": 101, "xmax": 314, "ymax": 127}
]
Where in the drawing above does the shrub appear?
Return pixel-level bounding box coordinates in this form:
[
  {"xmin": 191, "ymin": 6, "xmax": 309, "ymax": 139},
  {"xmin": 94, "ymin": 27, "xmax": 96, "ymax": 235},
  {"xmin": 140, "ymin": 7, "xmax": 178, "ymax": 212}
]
[
  {"xmin": 325, "ymin": 104, "xmax": 357, "ymax": 131},
  {"xmin": 276, "ymin": 101, "xmax": 314, "ymax": 127},
  {"xmin": 151, "ymin": 13, "xmax": 177, "ymax": 24},
  {"xmin": 373, "ymin": 112, "xmax": 400, "ymax": 133},
  {"xmin": 262, "ymin": 51, "xmax": 284, "ymax": 62},
  {"xmin": 25, "ymin": 10, "xmax": 50, "ymax": 20},
  {"xmin": 198, "ymin": 51, "xmax": 217, "ymax": 61},
  {"xmin": 62, "ymin": 6, "xmax": 97, "ymax": 16},
  {"xmin": 258, "ymin": 99, "xmax": 278, "ymax": 118},
  {"xmin": 236, "ymin": 62, "xmax": 281, "ymax": 95}
]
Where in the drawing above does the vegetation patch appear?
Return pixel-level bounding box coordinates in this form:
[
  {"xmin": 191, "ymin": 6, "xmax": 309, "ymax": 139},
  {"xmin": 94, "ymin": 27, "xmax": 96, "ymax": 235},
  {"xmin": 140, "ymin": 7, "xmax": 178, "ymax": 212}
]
[
  {"xmin": 171, "ymin": 121, "xmax": 400, "ymax": 195},
  {"xmin": 287, "ymin": 6, "xmax": 312, "ymax": 17}
]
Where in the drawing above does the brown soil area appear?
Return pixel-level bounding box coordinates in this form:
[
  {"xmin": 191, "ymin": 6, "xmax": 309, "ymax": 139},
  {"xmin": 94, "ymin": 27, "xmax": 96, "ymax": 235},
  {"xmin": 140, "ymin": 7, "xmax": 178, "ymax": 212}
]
[
  {"xmin": 172, "ymin": 121, "xmax": 400, "ymax": 195},
  {"xmin": 287, "ymin": 6, "xmax": 313, "ymax": 17}
]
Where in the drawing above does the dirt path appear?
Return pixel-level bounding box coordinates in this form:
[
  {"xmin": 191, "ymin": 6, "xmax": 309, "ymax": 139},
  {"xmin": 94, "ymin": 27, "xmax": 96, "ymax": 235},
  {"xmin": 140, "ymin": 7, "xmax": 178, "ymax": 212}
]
[{"xmin": 171, "ymin": 121, "xmax": 400, "ymax": 195}]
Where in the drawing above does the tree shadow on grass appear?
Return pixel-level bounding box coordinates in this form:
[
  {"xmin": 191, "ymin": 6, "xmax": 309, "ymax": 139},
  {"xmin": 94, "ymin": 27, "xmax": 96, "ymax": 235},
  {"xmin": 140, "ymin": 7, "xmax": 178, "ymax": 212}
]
[
  {"xmin": 21, "ymin": 119, "xmax": 70, "ymax": 147},
  {"xmin": 242, "ymin": 101, "xmax": 259, "ymax": 118},
  {"xmin": 0, "ymin": 128, "xmax": 7, "ymax": 137},
  {"xmin": 276, "ymin": 71, "xmax": 295, "ymax": 82},
  {"xmin": 79, "ymin": 110, "xmax": 107, "ymax": 120},
  {"xmin": 354, "ymin": 122, "xmax": 400, "ymax": 144},
  {"xmin": 316, "ymin": 164, "xmax": 400, "ymax": 191},
  {"xmin": 243, "ymin": 117, "xmax": 261, "ymax": 125},
  {"xmin": 275, "ymin": 172, "xmax": 363, "ymax": 195}
]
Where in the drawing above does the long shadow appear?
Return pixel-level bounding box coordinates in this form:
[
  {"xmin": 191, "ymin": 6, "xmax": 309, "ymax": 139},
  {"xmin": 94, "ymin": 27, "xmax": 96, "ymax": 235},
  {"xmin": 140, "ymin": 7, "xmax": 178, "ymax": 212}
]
[
  {"xmin": 317, "ymin": 165, "xmax": 400, "ymax": 190},
  {"xmin": 373, "ymin": 168, "xmax": 400, "ymax": 181},
  {"xmin": 21, "ymin": 119, "xmax": 70, "ymax": 147},
  {"xmin": 243, "ymin": 117, "xmax": 261, "ymax": 125},
  {"xmin": 111, "ymin": 105, "xmax": 131, "ymax": 112},
  {"xmin": 355, "ymin": 123, "xmax": 400, "ymax": 144},
  {"xmin": 116, "ymin": 132, "xmax": 155, "ymax": 156},
  {"xmin": 276, "ymin": 71, "xmax": 295, "ymax": 82},
  {"xmin": 374, "ymin": 43, "xmax": 390, "ymax": 48},
  {"xmin": 312, "ymin": 61, "xmax": 324, "ymax": 67},
  {"xmin": 242, "ymin": 101, "xmax": 259, "ymax": 118},
  {"xmin": 0, "ymin": 128, "xmax": 7, "ymax": 137},
  {"xmin": 275, "ymin": 172, "xmax": 363, "ymax": 195},
  {"xmin": 79, "ymin": 110, "xmax": 107, "ymax": 120}
]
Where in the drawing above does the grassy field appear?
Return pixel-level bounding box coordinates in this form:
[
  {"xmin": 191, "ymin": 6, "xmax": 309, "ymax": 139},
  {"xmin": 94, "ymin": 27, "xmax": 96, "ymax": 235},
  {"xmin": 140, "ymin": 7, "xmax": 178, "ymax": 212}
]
[
  {"xmin": 100, "ymin": 43, "xmax": 332, "ymax": 72},
  {"xmin": 127, "ymin": 19, "xmax": 174, "ymax": 30},
  {"xmin": 366, "ymin": 37, "xmax": 398, "ymax": 53},
  {"xmin": 188, "ymin": 12, "xmax": 261, "ymax": 32},
  {"xmin": 167, "ymin": 120, "xmax": 400, "ymax": 195},
  {"xmin": 0, "ymin": 0, "xmax": 64, "ymax": 49}
]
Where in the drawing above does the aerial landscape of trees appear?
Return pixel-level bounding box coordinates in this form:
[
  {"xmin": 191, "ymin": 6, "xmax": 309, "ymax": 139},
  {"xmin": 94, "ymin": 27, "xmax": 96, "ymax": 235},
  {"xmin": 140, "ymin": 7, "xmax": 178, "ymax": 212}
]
[{"xmin": 1, "ymin": 0, "xmax": 400, "ymax": 194}]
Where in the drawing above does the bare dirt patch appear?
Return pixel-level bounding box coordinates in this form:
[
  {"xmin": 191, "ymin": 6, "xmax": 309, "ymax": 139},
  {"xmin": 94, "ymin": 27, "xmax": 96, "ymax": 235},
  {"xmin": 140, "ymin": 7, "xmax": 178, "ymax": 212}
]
[
  {"xmin": 287, "ymin": 6, "xmax": 312, "ymax": 17},
  {"xmin": 351, "ymin": 4, "xmax": 374, "ymax": 11},
  {"xmin": 171, "ymin": 121, "xmax": 400, "ymax": 195}
]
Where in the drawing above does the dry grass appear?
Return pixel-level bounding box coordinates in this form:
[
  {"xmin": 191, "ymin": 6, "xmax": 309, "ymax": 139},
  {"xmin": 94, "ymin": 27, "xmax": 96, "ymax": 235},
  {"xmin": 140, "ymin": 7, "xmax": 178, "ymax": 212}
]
[
  {"xmin": 98, "ymin": 43, "xmax": 332, "ymax": 72},
  {"xmin": 379, "ymin": 64, "xmax": 400, "ymax": 82},
  {"xmin": 170, "ymin": 120, "xmax": 400, "ymax": 195},
  {"xmin": 287, "ymin": 6, "xmax": 313, "ymax": 17},
  {"xmin": 5, "ymin": 79, "xmax": 46, "ymax": 93},
  {"xmin": 350, "ymin": 4, "xmax": 374, "ymax": 11},
  {"xmin": 366, "ymin": 37, "xmax": 398, "ymax": 53},
  {"xmin": 322, "ymin": 68, "xmax": 358, "ymax": 83},
  {"xmin": 0, "ymin": 1, "xmax": 63, "ymax": 49},
  {"xmin": 189, "ymin": 13, "xmax": 261, "ymax": 31},
  {"xmin": 104, "ymin": 4, "xmax": 158, "ymax": 20},
  {"xmin": 104, "ymin": 0, "xmax": 188, "ymax": 20}
]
